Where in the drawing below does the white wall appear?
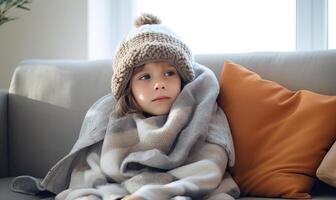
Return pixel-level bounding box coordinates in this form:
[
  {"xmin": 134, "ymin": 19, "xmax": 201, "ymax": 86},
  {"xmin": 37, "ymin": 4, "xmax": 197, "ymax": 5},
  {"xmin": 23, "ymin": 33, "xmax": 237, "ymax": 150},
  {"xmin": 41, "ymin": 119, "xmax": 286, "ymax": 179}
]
[{"xmin": 0, "ymin": 0, "xmax": 88, "ymax": 90}]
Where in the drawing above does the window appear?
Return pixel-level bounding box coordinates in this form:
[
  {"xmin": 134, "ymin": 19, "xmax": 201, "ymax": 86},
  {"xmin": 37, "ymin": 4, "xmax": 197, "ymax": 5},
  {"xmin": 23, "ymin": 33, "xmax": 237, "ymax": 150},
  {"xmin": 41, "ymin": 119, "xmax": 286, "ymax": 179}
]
[
  {"xmin": 329, "ymin": 0, "xmax": 336, "ymax": 49},
  {"xmin": 87, "ymin": 0, "xmax": 334, "ymax": 59},
  {"xmin": 134, "ymin": 0, "xmax": 296, "ymax": 54}
]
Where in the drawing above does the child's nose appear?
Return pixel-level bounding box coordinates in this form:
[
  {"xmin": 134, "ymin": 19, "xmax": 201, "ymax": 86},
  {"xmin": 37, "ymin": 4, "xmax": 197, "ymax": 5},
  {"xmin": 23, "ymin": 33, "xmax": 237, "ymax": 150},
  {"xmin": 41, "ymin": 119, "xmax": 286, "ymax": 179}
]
[{"xmin": 154, "ymin": 81, "xmax": 166, "ymax": 90}]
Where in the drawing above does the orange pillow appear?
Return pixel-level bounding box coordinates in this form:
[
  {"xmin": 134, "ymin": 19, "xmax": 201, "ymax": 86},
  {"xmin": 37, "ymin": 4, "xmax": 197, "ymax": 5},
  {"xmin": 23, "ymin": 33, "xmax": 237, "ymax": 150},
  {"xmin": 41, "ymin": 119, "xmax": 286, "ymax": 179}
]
[{"xmin": 218, "ymin": 61, "xmax": 336, "ymax": 199}]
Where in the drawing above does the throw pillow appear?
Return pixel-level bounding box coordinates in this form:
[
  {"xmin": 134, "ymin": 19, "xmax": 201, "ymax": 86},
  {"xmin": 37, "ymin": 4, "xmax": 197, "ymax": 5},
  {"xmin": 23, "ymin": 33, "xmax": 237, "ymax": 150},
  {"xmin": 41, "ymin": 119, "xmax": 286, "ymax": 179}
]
[
  {"xmin": 218, "ymin": 61, "xmax": 336, "ymax": 199},
  {"xmin": 316, "ymin": 141, "xmax": 336, "ymax": 187}
]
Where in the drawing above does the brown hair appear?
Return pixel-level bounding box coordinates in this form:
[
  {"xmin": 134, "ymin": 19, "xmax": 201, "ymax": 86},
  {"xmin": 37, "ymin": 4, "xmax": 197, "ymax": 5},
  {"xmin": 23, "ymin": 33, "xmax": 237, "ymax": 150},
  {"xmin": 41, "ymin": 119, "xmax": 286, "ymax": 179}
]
[{"xmin": 114, "ymin": 82, "xmax": 142, "ymax": 117}]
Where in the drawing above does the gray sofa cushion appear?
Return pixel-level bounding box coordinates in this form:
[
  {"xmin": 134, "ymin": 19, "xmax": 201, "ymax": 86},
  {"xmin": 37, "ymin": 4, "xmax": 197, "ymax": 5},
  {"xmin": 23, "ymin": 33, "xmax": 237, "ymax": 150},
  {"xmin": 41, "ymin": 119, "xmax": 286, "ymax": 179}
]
[
  {"xmin": 8, "ymin": 94, "xmax": 84, "ymax": 178},
  {"xmin": 8, "ymin": 60, "xmax": 113, "ymax": 178},
  {"xmin": 196, "ymin": 51, "xmax": 336, "ymax": 95}
]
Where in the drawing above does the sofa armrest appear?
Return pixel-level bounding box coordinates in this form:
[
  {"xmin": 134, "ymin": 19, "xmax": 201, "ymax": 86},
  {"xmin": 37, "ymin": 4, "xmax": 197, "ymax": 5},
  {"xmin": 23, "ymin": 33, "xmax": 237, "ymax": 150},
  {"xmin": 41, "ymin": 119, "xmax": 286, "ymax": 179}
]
[{"xmin": 0, "ymin": 90, "xmax": 8, "ymax": 177}]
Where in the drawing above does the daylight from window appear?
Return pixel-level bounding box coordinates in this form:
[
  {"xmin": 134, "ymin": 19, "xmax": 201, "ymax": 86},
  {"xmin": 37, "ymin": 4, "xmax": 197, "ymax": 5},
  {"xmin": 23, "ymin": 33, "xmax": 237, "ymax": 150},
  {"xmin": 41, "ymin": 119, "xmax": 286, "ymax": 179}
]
[
  {"xmin": 329, "ymin": 0, "xmax": 336, "ymax": 49},
  {"xmin": 135, "ymin": 0, "xmax": 296, "ymax": 54}
]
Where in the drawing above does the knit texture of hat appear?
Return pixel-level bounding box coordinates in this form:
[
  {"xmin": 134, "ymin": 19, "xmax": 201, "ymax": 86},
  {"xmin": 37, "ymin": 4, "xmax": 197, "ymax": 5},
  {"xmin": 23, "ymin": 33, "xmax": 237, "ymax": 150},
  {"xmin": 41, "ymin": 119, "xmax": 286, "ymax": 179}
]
[{"xmin": 111, "ymin": 13, "xmax": 195, "ymax": 100}]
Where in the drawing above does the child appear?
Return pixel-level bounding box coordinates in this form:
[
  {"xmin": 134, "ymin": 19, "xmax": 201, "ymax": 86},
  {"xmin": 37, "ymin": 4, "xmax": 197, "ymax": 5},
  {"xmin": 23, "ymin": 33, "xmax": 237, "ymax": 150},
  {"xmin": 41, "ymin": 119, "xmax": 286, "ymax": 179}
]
[{"xmin": 11, "ymin": 13, "xmax": 239, "ymax": 200}]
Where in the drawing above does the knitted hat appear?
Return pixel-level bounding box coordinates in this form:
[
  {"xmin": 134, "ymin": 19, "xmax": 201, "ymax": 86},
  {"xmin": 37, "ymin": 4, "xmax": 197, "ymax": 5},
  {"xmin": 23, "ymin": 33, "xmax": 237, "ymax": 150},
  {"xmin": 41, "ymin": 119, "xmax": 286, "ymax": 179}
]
[{"xmin": 111, "ymin": 13, "xmax": 195, "ymax": 100}]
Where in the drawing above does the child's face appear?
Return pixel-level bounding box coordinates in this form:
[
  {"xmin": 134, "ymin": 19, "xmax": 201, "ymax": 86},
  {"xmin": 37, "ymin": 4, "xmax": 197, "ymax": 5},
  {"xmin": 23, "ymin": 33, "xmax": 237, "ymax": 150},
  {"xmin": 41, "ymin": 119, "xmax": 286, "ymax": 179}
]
[{"xmin": 130, "ymin": 62, "xmax": 181, "ymax": 116}]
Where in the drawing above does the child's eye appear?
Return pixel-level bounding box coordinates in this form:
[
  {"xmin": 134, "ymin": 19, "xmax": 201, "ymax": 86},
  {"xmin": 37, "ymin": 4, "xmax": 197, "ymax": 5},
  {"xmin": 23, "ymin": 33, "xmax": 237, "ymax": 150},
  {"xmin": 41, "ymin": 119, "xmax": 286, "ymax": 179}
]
[
  {"xmin": 139, "ymin": 74, "xmax": 150, "ymax": 80},
  {"xmin": 165, "ymin": 70, "xmax": 176, "ymax": 77}
]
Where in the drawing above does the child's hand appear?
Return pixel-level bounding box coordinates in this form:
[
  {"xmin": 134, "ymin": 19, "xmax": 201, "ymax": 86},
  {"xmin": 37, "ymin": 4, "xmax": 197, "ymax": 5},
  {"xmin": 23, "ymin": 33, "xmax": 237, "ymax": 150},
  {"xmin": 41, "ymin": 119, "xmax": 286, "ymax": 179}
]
[{"xmin": 121, "ymin": 195, "xmax": 145, "ymax": 200}]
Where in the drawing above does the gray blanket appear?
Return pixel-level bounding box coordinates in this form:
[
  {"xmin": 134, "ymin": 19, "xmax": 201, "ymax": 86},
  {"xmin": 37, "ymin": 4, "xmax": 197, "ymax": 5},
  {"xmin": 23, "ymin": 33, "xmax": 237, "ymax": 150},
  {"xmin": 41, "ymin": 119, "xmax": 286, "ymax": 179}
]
[{"xmin": 11, "ymin": 63, "xmax": 240, "ymax": 200}]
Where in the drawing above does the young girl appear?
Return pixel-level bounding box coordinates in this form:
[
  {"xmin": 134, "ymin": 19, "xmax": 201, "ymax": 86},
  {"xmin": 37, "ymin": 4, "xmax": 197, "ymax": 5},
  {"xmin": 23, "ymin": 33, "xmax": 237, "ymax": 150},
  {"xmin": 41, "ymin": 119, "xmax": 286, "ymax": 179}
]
[{"xmin": 12, "ymin": 14, "xmax": 239, "ymax": 200}]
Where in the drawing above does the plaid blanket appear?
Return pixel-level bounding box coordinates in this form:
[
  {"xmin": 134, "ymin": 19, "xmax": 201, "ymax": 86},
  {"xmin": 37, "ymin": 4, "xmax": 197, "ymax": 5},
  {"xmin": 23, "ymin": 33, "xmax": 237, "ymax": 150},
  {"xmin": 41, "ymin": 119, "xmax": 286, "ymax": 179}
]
[{"xmin": 11, "ymin": 63, "xmax": 239, "ymax": 200}]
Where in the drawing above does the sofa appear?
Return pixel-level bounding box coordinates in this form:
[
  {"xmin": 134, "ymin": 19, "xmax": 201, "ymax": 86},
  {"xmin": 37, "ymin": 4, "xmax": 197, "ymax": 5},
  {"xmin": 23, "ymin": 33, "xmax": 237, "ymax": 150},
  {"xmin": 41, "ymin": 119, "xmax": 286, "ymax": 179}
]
[{"xmin": 0, "ymin": 50, "xmax": 336, "ymax": 199}]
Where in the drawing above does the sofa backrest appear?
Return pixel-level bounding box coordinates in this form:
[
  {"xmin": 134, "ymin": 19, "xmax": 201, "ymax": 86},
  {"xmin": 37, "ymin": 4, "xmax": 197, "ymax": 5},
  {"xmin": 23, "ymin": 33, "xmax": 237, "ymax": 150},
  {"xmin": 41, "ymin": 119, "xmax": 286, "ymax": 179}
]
[
  {"xmin": 7, "ymin": 50, "xmax": 336, "ymax": 178},
  {"xmin": 0, "ymin": 90, "xmax": 8, "ymax": 178},
  {"xmin": 8, "ymin": 60, "xmax": 113, "ymax": 177}
]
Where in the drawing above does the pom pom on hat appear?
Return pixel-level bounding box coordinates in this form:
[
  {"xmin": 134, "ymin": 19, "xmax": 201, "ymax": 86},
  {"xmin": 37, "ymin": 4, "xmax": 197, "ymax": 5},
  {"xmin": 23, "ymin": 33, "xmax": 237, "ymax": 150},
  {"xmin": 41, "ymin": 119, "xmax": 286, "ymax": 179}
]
[
  {"xmin": 134, "ymin": 13, "xmax": 162, "ymax": 28},
  {"xmin": 111, "ymin": 13, "xmax": 195, "ymax": 100}
]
